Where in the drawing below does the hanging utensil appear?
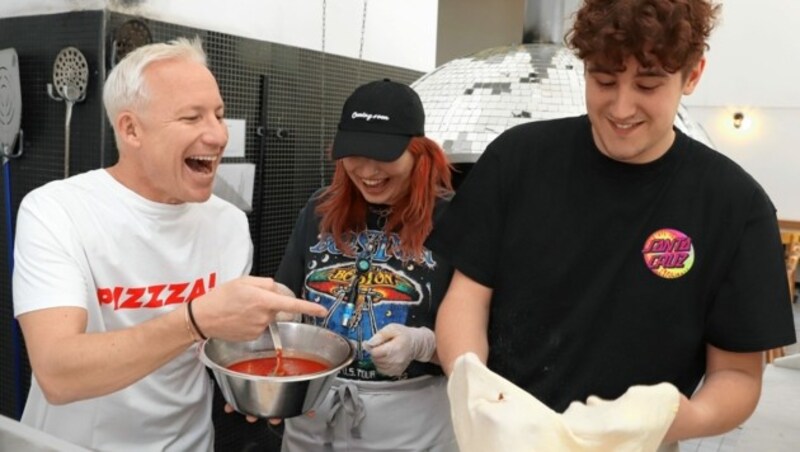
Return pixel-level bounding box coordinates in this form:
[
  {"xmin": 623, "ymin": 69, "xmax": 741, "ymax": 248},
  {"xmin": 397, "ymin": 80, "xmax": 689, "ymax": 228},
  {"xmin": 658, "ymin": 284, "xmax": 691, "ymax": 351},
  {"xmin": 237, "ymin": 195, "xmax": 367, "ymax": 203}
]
[
  {"xmin": 47, "ymin": 46, "xmax": 88, "ymax": 179},
  {"xmin": 0, "ymin": 47, "xmax": 24, "ymax": 417},
  {"xmin": 0, "ymin": 48, "xmax": 23, "ymax": 162},
  {"xmin": 109, "ymin": 18, "xmax": 152, "ymax": 68}
]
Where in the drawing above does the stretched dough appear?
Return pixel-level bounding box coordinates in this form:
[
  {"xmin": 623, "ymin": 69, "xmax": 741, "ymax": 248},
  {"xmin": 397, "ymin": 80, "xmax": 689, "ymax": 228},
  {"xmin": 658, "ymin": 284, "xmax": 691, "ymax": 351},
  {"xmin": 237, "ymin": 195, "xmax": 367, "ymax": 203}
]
[{"xmin": 447, "ymin": 353, "xmax": 679, "ymax": 452}]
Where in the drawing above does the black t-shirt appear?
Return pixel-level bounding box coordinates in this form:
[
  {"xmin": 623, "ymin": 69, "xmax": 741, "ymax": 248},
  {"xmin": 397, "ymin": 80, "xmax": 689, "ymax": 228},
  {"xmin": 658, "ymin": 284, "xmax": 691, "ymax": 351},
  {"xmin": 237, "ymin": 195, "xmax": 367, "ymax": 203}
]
[
  {"xmin": 276, "ymin": 192, "xmax": 453, "ymax": 381},
  {"xmin": 428, "ymin": 115, "xmax": 796, "ymax": 412}
]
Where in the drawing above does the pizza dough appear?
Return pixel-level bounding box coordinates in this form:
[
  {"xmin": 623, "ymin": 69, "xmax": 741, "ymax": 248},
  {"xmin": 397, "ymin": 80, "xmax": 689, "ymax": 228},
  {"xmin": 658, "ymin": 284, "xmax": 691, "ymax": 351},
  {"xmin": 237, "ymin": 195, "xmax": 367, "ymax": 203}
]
[{"xmin": 448, "ymin": 353, "xmax": 680, "ymax": 452}]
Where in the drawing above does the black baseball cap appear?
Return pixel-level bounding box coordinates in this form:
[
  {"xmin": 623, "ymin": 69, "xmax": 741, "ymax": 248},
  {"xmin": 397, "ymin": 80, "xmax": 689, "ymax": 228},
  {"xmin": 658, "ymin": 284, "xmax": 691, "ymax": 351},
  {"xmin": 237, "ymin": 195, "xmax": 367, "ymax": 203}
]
[{"xmin": 331, "ymin": 79, "xmax": 425, "ymax": 162}]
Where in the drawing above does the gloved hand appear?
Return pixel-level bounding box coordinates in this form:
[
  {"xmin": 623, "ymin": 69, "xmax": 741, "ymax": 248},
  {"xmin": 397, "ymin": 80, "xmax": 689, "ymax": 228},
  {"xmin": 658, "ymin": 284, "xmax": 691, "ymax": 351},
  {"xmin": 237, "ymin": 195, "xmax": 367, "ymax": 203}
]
[
  {"xmin": 273, "ymin": 282, "xmax": 301, "ymax": 322},
  {"xmin": 271, "ymin": 282, "xmax": 294, "ymax": 297},
  {"xmin": 364, "ymin": 324, "xmax": 436, "ymax": 376}
]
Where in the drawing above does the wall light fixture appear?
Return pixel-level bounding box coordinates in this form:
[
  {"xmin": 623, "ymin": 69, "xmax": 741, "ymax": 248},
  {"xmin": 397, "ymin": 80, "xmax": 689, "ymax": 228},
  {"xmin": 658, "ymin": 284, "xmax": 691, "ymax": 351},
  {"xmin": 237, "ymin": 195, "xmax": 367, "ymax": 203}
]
[{"xmin": 733, "ymin": 111, "xmax": 745, "ymax": 129}]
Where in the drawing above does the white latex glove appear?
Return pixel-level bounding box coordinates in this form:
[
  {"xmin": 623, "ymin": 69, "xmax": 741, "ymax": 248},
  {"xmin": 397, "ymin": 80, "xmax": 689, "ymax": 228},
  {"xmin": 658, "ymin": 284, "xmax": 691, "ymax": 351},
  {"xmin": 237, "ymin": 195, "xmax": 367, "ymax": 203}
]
[
  {"xmin": 364, "ymin": 324, "xmax": 436, "ymax": 376},
  {"xmin": 273, "ymin": 282, "xmax": 301, "ymax": 322}
]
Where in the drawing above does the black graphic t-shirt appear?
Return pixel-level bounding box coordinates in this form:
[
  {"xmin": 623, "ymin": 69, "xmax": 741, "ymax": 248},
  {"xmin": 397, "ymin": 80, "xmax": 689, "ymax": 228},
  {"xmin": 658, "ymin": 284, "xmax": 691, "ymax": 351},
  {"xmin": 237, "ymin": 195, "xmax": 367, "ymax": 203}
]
[{"xmin": 276, "ymin": 193, "xmax": 453, "ymax": 381}]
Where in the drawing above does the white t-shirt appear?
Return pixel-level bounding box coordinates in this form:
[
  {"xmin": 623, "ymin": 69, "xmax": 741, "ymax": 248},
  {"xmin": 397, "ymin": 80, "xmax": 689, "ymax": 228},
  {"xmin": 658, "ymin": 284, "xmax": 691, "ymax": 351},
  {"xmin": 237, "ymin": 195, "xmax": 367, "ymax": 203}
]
[{"xmin": 13, "ymin": 169, "xmax": 253, "ymax": 452}]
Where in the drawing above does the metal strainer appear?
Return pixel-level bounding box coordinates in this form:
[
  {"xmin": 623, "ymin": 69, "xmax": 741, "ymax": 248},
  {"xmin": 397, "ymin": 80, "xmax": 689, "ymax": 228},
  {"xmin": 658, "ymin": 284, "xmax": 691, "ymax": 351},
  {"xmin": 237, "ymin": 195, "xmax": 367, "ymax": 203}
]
[
  {"xmin": 0, "ymin": 48, "xmax": 23, "ymax": 162},
  {"xmin": 110, "ymin": 19, "xmax": 153, "ymax": 68},
  {"xmin": 49, "ymin": 46, "xmax": 88, "ymax": 179}
]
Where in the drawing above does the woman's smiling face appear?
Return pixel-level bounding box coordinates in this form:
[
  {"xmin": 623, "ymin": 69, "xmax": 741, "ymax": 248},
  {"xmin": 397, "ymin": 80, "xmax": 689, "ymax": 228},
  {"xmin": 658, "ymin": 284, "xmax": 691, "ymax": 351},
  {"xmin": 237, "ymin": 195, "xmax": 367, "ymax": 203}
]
[{"xmin": 341, "ymin": 150, "xmax": 414, "ymax": 205}]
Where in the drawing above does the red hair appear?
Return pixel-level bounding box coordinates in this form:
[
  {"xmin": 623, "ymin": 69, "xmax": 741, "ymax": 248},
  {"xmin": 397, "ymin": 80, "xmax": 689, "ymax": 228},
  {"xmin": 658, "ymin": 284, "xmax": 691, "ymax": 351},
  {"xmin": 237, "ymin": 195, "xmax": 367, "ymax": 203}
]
[{"xmin": 316, "ymin": 136, "xmax": 453, "ymax": 262}]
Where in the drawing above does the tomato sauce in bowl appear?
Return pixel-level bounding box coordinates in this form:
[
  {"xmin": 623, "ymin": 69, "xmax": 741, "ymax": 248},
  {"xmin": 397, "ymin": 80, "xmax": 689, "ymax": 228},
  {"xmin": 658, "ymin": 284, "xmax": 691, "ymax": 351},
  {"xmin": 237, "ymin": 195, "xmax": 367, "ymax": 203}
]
[
  {"xmin": 227, "ymin": 355, "xmax": 329, "ymax": 377},
  {"xmin": 200, "ymin": 322, "xmax": 355, "ymax": 418}
]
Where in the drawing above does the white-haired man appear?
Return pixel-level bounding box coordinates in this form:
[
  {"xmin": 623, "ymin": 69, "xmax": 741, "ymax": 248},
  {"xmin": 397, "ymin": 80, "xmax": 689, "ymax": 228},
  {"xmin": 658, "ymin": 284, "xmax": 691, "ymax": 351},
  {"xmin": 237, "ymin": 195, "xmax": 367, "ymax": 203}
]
[{"xmin": 13, "ymin": 37, "xmax": 326, "ymax": 451}]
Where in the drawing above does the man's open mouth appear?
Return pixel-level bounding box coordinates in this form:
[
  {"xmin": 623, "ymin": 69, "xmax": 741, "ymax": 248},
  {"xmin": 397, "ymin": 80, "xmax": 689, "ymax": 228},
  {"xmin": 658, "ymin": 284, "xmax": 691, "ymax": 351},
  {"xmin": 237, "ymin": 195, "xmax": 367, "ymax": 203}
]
[{"xmin": 185, "ymin": 155, "xmax": 217, "ymax": 174}]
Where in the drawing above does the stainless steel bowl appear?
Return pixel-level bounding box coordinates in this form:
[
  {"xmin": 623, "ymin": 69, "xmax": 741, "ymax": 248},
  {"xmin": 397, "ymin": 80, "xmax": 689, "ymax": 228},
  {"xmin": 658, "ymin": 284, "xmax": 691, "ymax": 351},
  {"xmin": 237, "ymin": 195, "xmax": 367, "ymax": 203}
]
[{"xmin": 199, "ymin": 322, "xmax": 354, "ymax": 418}]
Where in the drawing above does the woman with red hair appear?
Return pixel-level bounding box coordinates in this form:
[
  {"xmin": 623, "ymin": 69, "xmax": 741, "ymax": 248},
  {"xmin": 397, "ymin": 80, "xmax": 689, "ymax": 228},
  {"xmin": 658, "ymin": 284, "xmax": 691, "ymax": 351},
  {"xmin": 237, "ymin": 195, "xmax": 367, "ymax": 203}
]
[{"xmin": 275, "ymin": 79, "xmax": 457, "ymax": 451}]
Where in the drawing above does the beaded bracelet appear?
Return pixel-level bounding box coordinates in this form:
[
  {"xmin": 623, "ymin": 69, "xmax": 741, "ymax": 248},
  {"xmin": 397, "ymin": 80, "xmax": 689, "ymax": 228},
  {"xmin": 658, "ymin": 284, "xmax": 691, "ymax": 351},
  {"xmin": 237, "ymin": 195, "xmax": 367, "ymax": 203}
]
[{"xmin": 186, "ymin": 300, "xmax": 208, "ymax": 341}]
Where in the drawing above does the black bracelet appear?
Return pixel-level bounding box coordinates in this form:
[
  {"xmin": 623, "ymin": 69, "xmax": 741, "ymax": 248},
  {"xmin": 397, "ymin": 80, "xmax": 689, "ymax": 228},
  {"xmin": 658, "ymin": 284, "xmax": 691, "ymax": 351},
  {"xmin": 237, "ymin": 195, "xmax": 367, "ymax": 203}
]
[{"xmin": 186, "ymin": 300, "xmax": 208, "ymax": 340}]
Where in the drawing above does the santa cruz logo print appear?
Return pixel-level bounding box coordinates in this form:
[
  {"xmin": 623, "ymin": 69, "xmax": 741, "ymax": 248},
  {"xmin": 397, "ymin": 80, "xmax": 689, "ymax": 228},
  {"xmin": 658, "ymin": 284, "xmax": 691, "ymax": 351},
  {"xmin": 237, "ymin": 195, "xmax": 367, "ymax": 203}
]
[{"xmin": 642, "ymin": 229, "xmax": 695, "ymax": 279}]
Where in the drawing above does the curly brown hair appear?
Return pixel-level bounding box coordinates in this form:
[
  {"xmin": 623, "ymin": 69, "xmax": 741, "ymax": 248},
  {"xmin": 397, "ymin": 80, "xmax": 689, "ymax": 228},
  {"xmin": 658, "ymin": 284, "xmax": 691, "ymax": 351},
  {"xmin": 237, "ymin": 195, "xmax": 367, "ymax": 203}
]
[{"xmin": 566, "ymin": 0, "xmax": 721, "ymax": 76}]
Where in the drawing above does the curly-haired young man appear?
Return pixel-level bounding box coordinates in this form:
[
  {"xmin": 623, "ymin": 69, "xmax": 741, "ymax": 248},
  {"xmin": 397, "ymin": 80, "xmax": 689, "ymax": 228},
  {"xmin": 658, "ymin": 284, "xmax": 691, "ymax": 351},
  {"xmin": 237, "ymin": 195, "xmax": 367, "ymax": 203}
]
[{"xmin": 431, "ymin": 0, "xmax": 796, "ymax": 446}]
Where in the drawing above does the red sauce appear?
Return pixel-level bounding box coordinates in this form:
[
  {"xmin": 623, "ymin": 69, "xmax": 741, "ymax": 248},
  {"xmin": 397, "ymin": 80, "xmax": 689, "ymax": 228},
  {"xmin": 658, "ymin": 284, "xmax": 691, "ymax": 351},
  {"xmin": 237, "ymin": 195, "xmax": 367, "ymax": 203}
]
[{"xmin": 227, "ymin": 355, "xmax": 329, "ymax": 377}]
